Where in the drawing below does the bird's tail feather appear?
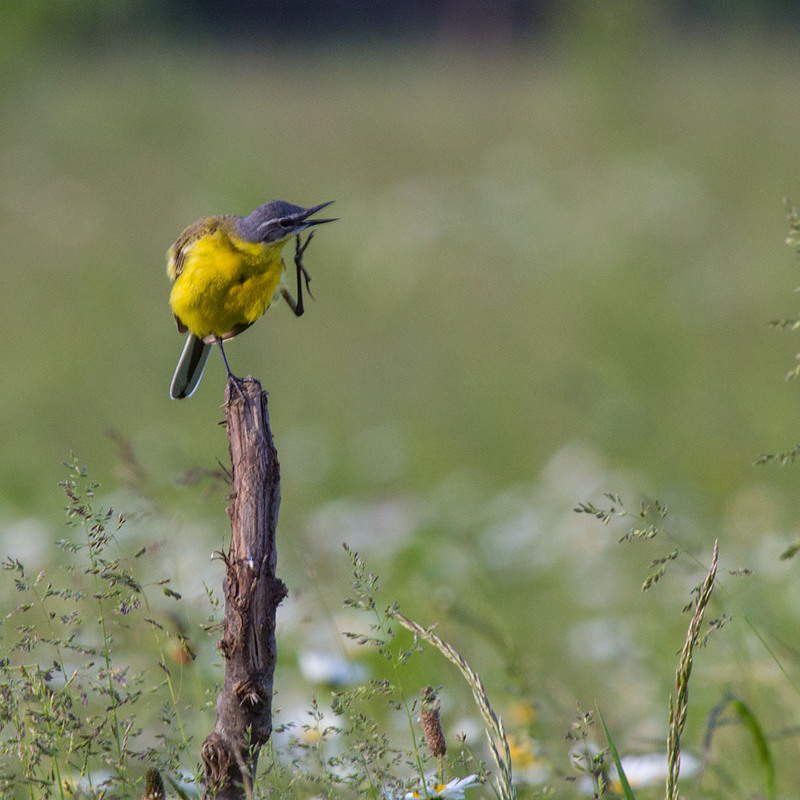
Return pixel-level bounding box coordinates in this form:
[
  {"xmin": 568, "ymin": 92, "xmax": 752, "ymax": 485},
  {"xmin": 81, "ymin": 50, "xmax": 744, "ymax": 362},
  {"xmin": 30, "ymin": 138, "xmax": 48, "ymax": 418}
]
[{"xmin": 170, "ymin": 335, "xmax": 212, "ymax": 399}]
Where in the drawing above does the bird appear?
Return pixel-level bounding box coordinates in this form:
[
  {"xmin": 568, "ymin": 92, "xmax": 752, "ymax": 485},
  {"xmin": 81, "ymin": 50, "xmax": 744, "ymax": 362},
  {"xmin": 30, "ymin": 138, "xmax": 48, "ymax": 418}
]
[{"xmin": 166, "ymin": 200, "xmax": 336, "ymax": 399}]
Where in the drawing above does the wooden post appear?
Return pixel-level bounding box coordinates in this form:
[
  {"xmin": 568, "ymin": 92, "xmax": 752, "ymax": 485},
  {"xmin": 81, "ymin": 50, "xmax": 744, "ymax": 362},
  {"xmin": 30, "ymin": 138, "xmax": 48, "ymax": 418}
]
[{"xmin": 201, "ymin": 378, "xmax": 287, "ymax": 799}]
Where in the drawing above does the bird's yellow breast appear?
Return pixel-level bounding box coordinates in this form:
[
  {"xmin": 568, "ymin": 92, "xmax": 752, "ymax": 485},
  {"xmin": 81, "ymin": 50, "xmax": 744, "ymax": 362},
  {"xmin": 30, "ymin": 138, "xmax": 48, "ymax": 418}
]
[{"xmin": 168, "ymin": 221, "xmax": 286, "ymax": 341}]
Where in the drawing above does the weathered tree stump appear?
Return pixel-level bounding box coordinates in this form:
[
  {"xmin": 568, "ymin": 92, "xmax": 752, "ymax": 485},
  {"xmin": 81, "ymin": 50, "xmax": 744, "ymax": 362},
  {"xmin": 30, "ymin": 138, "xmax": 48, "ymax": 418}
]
[{"xmin": 201, "ymin": 377, "xmax": 287, "ymax": 799}]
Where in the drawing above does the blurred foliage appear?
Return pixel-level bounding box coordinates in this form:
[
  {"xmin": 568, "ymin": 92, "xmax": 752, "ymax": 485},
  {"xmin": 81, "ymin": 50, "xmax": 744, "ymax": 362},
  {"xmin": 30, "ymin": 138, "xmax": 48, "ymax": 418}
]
[
  {"xmin": 1, "ymin": 0, "xmax": 154, "ymax": 52},
  {"xmin": 2, "ymin": 26, "xmax": 799, "ymax": 516},
  {"xmin": 2, "ymin": 0, "xmax": 800, "ymax": 59}
]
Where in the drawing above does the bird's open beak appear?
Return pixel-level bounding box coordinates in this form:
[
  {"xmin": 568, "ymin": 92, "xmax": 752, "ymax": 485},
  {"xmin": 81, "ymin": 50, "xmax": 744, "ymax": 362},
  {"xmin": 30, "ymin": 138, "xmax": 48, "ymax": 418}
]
[
  {"xmin": 303, "ymin": 200, "xmax": 337, "ymax": 225},
  {"xmin": 288, "ymin": 201, "xmax": 337, "ymax": 228}
]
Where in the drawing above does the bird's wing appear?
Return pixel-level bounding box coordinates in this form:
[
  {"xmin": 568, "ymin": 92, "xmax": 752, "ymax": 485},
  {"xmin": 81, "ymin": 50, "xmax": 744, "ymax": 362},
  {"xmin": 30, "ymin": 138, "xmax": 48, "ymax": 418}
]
[{"xmin": 166, "ymin": 216, "xmax": 237, "ymax": 281}]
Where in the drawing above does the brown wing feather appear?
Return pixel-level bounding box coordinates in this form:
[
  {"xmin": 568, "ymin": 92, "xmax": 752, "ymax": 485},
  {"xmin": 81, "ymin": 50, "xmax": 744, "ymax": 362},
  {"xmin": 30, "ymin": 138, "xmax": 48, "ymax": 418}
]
[{"xmin": 200, "ymin": 321, "xmax": 254, "ymax": 345}]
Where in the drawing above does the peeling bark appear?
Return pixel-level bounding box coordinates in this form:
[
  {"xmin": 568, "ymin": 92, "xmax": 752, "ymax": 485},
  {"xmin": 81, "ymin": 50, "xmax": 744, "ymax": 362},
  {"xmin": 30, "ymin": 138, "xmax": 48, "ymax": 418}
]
[{"xmin": 202, "ymin": 378, "xmax": 287, "ymax": 799}]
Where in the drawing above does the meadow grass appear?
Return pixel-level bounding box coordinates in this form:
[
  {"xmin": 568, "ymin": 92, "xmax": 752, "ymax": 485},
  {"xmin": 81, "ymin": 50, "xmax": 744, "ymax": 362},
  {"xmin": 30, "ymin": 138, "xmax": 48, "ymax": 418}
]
[{"xmin": 0, "ymin": 459, "xmax": 789, "ymax": 798}]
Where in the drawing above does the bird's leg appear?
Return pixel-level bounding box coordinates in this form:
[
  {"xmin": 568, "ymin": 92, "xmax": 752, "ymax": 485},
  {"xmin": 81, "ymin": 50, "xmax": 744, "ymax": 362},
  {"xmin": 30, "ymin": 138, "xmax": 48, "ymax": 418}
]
[
  {"xmin": 291, "ymin": 232, "xmax": 315, "ymax": 317},
  {"xmin": 216, "ymin": 338, "xmax": 246, "ymax": 401}
]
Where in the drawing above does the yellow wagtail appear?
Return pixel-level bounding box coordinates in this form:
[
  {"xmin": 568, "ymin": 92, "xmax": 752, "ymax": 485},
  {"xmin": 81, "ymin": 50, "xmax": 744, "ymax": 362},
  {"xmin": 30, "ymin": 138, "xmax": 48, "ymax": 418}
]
[{"xmin": 167, "ymin": 200, "xmax": 336, "ymax": 399}]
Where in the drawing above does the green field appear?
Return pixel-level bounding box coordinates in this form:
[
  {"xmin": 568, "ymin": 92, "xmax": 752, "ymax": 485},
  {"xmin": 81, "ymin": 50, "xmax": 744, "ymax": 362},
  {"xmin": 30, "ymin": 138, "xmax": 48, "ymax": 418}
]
[{"xmin": 3, "ymin": 19, "xmax": 800, "ymax": 798}]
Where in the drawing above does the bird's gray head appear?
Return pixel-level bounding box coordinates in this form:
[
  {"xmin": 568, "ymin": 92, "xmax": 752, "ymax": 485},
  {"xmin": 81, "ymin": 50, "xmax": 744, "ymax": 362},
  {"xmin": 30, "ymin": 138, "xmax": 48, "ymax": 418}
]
[{"xmin": 236, "ymin": 200, "xmax": 336, "ymax": 244}]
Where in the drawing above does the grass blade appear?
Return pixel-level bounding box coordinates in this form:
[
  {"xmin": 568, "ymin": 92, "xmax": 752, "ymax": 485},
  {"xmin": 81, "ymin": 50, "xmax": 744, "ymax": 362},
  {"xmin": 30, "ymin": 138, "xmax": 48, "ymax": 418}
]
[{"xmin": 597, "ymin": 707, "xmax": 637, "ymax": 800}]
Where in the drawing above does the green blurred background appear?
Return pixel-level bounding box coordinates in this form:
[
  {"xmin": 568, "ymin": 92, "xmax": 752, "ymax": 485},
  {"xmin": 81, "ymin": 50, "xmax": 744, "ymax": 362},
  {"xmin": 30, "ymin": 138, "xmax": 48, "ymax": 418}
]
[{"xmin": 4, "ymin": 0, "xmax": 800, "ymax": 794}]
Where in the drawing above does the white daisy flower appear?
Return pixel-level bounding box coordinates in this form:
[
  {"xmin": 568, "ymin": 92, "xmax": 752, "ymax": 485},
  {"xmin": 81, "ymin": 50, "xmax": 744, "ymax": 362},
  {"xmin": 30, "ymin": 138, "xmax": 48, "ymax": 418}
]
[{"xmin": 404, "ymin": 774, "xmax": 481, "ymax": 799}]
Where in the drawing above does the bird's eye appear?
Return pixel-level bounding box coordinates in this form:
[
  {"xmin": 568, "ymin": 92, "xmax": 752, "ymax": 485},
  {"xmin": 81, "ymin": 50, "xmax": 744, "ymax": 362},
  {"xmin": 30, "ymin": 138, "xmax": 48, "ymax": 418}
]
[{"xmin": 279, "ymin": 217, "xmax": 292, "ymax": 228}]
